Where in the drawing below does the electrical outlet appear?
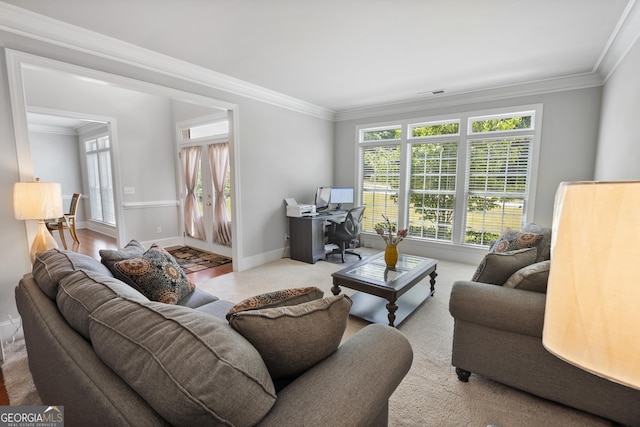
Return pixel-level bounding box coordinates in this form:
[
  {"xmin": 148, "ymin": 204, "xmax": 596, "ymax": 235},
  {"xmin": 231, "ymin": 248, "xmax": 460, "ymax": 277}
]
[
  {"xmin": 156, "ymin": 226, "xmax": 162, "ymax": 234},
  {"xmin": 284, "ymin": 233, "xmax": 290, "ymax": 241}
]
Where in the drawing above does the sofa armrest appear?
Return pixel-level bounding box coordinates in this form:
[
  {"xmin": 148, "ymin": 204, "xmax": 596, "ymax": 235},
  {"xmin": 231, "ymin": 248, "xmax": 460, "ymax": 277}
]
[
  {"xmin": 257, "ymin": 324, "xmax": 413, "ymax": 427},
  {"xmin": 449, "ymin": 280, "xmax": 546, "ymax": 338}
]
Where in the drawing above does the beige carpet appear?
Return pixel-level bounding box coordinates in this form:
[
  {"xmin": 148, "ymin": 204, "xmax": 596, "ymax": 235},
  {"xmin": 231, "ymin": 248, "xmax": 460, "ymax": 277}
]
[{"xmin": 3, "ymin": 250, "xmax": 612, "ymax": 426}]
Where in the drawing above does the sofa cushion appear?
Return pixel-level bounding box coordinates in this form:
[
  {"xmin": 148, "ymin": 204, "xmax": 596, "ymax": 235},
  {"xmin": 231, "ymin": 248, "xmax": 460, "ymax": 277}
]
[
  {"xmin": 32, "ymin": 248, "xmax": 113, "ymax": 300},
  {"xmin": 492, "ymin": 228, "xmax": 543, "ymax": 254},
  {"xmin": 503, "ymin": 260, "xmax": 551, "ymax": 293},
  {"xmin": 471, "ymin": 247, "xmax": 537, "ymax": 285},
  {"xmin": 225, "ymin": 286, "xmax": 324, "ymax": 320},
  {"xmin": 228, "ymin": 294, "xmax": 352, "ymax": 380},
  {"xmin": 56, "ymin": 269, "xmax": 149, "ymax": 339},
  {"xmin": 89, "ymin": 298, "xmax": 276, "ymax": 427},
  {"xmin": 113, "ymin": 244, "xmax": 195, "ymax": 304}
]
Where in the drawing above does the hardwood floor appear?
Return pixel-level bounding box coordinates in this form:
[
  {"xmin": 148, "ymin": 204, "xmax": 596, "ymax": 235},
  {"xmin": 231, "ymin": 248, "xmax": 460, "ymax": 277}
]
[{"xmin": 50, "ymin": 228, "xmax": 232, "ymax": 282}]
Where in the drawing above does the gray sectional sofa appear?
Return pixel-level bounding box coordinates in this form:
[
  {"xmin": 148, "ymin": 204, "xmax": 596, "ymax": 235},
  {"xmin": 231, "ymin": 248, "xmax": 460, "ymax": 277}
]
[{"xmin": 16, "ymin": 247, "xmax": 413, "ymax": 426}]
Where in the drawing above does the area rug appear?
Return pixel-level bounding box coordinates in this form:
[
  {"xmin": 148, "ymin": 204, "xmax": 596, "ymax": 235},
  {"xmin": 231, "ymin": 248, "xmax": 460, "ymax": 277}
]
[
  {"xmin": 1, "ymin": 339, "xmax": 41, "ymax": 406},
  {"xmin": 167, "ymin": 246, "xmax": 231, "ymax": 274}
]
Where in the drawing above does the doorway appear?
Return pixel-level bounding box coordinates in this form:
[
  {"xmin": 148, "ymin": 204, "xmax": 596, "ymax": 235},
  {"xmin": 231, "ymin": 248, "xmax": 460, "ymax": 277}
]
[{"xmin": 178, "ymin": 115, "xmax": 232, "ymax": 257}]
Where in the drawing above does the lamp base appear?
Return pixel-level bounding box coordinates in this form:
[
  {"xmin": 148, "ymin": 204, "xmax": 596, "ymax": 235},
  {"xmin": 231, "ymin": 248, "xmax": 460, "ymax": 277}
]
[{"xmin": 30, "ymin": 220, "xmax": 59, "ymax": 263}]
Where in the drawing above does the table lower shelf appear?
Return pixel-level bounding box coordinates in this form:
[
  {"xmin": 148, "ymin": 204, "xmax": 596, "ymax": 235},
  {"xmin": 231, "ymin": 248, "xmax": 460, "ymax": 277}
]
[{"xmin": 348, "ymin": 284, "xmax": 431, "ymax": 326}]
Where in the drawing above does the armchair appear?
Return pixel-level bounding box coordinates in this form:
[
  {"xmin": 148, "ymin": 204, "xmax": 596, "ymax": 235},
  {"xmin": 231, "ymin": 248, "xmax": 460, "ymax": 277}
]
[
  {"xmin": 326, "ymin": 206, "xmax": 365, "ymax": 263},
  {"xmin": 47, "ymin": 193, "xmax": 81, "ymax": 249},
  {"xmin": 449, "ymin": 223, "xmax": 640, "ymax": 425}
]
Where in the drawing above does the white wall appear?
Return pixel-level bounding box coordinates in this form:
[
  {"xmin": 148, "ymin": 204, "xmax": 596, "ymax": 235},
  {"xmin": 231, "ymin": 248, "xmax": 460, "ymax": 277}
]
[
  {"xmin": 335, "ymin": 87, "xmax": 602, "ymax": 264},
  {"xmin": 595, "ymin": 36, "xmax": 640, "ymax": 180},
  {"xmin": 23, "ymin": 66, "xmax": 180, "ymax": 243},
  {"xmin": 29, "ymin": 130, "xmax": 86, "ymax": 223}
]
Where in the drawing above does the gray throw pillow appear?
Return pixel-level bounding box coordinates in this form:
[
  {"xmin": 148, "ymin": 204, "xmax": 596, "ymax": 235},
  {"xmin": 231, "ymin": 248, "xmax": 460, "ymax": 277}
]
[
  {"xmin": 503, "ymin": 260, "xmax": 551, "ymax": 293},
  {"xmin": 99, "ymin": 239, "xmax": 146, "ymax": 271},
  {"xmin": 471, "ymin": 247, "xmax": 537, "ymax": 285},
  {"xmin": 228, "ymin": 294, "xmax": 352, "ymax": 380},
  {"xmin": 89, "ymin": 298, "xmax": 276, "ymax": 427}
]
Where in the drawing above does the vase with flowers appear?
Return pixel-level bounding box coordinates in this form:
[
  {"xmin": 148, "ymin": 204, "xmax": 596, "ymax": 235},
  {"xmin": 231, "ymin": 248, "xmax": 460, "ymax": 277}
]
[{"xmin": 375, "ymin": 214, "xmax": 408, "ymax": 269}]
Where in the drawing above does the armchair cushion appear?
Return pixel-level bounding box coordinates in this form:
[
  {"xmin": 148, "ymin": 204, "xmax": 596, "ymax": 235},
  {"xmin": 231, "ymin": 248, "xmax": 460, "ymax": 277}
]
[
  {"xmin": 504, "ymin": 260, "xmax": 551, "ymax": 293},
  {"xmin": 228, "ymin": 295, "xmax": 352, "ymax": 380},
  {"xmin": 471, "ymin": 247, "xmax": 537, "ymax": 285}
]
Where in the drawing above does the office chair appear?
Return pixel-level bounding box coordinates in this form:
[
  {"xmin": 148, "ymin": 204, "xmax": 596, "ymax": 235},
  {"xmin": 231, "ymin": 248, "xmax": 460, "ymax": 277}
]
[
  {"xmin": 47, "ymin": 193, "xmax": 81, "ymax": 249},
  {"xmin": 326, "ymin": 206, "xmax": 366, "ymax": 263}
]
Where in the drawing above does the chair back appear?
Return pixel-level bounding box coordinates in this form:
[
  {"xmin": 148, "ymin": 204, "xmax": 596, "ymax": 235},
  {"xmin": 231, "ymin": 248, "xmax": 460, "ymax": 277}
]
[
  {"xmin": 344, "ymin": 206, "xmax": 366, "ymax": 237},
  {"xmin": 68, "ymin": 193, "xmax": 81, "ymax": 216}
]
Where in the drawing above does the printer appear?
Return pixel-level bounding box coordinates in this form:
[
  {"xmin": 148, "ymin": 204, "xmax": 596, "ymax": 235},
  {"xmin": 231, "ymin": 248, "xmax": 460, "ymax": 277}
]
[
  {"xmin": 284, "ymin": 198, "xmax": 317, "ymax": 217},
  {"xmin": 286, "ymin": 204, "xmax": 316, "ymax": 217}
]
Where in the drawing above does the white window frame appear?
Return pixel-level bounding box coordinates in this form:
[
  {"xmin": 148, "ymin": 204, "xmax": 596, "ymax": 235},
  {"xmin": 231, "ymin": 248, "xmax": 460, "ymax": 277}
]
[
  {"xmin": 82, "ymin": 129, "xmax": 116, "ymax": 226},
  {"xmin": 356, "ymin": 104, "xmax": 542, "ymax": 251}
]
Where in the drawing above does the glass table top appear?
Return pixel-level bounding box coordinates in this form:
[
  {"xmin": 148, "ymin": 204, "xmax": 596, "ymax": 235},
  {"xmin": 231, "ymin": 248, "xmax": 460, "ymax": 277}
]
[{"xmin": 342, "ymin": 253, "xmax": 433, "ymax": 286}]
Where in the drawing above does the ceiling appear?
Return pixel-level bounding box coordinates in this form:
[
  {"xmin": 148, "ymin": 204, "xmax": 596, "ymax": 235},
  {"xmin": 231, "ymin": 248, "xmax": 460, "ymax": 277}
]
[{"xmin": 1, "ymin": 0, "xmax": 635, "ymax": 112}]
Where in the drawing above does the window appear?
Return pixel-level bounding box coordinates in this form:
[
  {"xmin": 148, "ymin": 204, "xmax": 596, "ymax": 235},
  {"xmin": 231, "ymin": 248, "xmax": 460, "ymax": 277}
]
[
  {"xmin": 84, "ymin": 133, "xmax": 116, "ymax": 226},
  {"xmin": 357, "ymin": 106, "xmax": 541, "ymax": 247}
]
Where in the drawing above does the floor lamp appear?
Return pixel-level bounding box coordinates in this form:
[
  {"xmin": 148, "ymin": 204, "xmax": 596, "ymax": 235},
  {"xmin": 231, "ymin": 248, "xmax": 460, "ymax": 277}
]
[
  {"xmin": 13, "ymin": 178, "xmax": 63, "ymax": 263},
  {"xmin": 543, "ymin": 180, "xmax": 640, "ymax": 390}
]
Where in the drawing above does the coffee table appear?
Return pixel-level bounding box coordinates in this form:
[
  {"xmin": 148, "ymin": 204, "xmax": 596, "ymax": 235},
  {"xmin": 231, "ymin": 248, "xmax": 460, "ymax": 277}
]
[{"xmin": 331, "ymin": 252, "xmax": 438, "ymax": 327}]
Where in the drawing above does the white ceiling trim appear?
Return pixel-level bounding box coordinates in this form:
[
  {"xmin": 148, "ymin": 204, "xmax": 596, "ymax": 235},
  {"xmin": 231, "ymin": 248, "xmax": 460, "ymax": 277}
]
[
  {"xmin": 0, "ymin": 2, "xmax": 336, "ymax": 121},
  {"xmin": 595, "ymin": 0, "xmax": 640, "ymax": 81},
  {"xmin": 336, "ymin": 73, "xmax": 603, "ymax": 122},
  {"xmin": 28, "ymin": 123, "xmax": 77, "ymax": 136}
]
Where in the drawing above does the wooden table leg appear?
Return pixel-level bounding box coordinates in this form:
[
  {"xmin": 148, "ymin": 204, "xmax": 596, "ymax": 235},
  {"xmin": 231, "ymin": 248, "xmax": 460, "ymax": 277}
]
[
  {"xmin": 429, "ymin": 270, "xmax": 438, "ymax": 296},
  {"xmin": 386, "ymin": 300, "xmax": 398, "ymax": 327},
  {"xmin": 331, "ymin": 284, "xmax": 341, "ymax": 296}
]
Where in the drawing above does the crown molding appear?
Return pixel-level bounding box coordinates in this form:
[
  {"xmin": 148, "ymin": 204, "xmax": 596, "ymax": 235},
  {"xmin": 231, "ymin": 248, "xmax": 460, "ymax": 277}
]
[
  {"xmin": 0, "ymin": 2, "xmax": 335, "ymax": 121},
  {"xmin": 28, "ymin": 123, "xmax": 77, "ymax": 136},
  {"xmin": 595, "ymin": 0, "xmax": 640, "ymax": 81},
  {"xmin": 335, "ymin": 73, "xmax": 604, "ymax": 122}
]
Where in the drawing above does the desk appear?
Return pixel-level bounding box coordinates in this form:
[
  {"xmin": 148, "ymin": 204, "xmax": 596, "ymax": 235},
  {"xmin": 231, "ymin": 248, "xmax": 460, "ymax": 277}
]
[{"xmin": 289, "ymin": 211, "xmax": 347, "ymax": 263}]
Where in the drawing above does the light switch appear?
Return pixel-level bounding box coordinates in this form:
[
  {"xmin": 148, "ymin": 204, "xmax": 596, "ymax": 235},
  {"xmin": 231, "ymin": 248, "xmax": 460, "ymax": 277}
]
[{"xmin": 124, "ymin": 186, "xmax": 135, "ymax": 195}]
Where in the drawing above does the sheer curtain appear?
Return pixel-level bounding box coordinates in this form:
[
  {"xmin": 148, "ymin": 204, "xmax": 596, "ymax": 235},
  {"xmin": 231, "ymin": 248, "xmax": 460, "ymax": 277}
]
[
  {"xmin": 181, "ymin": 146, "xmax": 206, "ymax": 240},
  {"xmin": 208, "ymin": 143, "xmax": 232, "ymax": 246}
]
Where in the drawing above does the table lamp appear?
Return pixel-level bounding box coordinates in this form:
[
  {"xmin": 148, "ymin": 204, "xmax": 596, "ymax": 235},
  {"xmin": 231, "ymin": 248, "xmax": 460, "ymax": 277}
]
[
  {"xmin": 14, "ymin": 178, "xmax": 64, "ymax": 263},
  {"xmin": 543, "ymin": 180, "xmax": 640, "ymax": 390}
]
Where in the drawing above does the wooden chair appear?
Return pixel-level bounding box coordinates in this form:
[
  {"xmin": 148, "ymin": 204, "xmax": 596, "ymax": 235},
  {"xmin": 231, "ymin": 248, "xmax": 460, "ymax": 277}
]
[{"xmin": 47, "ymin": 193, "xmax": 81, "ymax": 249}]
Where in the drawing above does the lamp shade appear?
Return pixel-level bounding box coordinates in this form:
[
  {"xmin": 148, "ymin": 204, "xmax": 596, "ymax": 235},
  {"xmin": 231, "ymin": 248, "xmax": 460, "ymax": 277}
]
[
  {"xmin": 543, "ymin": 181, "xmax": 640, "ymax": 390},
  {"xmin": 13, "ymin": 180, "xmax": 63, "ymax": 220}
]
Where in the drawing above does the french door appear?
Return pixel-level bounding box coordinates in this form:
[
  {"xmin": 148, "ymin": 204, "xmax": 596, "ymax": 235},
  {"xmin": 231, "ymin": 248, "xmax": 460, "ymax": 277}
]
[{"xmin": 180, "ymin": 139, "xmax": 232, "ymax": 257}]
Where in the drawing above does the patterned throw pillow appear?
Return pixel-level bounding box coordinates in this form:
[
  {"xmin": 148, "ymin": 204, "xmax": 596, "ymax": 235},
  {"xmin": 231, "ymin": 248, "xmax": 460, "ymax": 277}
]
[
  {"xmin": 114, "ymin": 244, "xmax": 195, "ymax": 304},
  {"xmin": 99, "ymin": 239, "xmax": 146, "ymax": 271},
  {"xmin": 491, "ymin": 228, "xmax": 543, "ymax": 253},
  {"xmin": 226, "ymin": 287, "xmax": 324, "ymax": 320}
]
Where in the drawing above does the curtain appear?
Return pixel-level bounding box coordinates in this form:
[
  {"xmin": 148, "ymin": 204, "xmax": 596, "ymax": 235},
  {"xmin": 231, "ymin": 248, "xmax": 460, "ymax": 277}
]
[
  {"xmin": 181, "ymin": 146, "xmax": 206, "ymax": 240},
  {"xmin": 208, "ymin": 143, "xmax": 232, "ymax": 246}
]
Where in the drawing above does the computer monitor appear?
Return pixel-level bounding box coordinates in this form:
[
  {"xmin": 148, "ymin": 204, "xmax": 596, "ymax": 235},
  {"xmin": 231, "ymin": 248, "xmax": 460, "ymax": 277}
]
[
  {"xmin": 330, "ymin": 187, "xmax": 354, "ymax": 210},
  {"xmin": 314, "ymin": 186, "xmax": 331, "ymax": 212}
]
